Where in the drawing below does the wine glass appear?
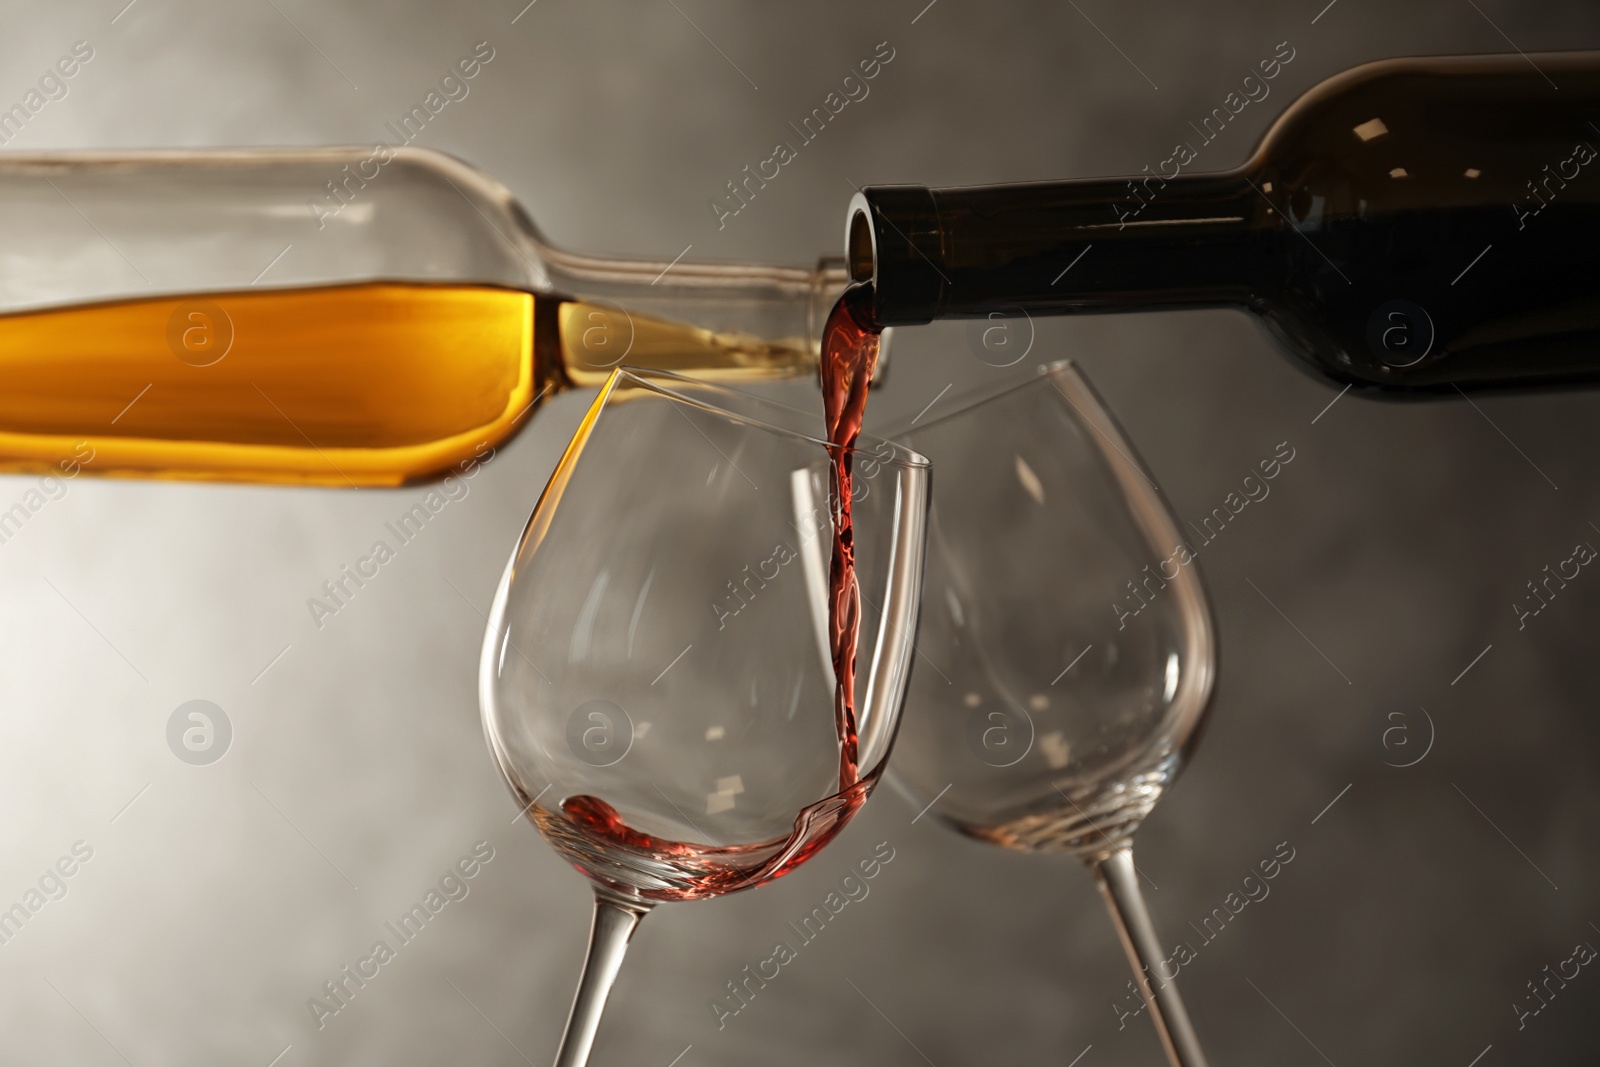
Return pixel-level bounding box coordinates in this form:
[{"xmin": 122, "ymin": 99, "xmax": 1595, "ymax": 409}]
[
  {"xmin": 479, "ymin": 367, "xmax": 929, "ymax": 1067},
  {"xmin": 886, "ymin": 360, "xmax": 1218, "ymax": 1067}
]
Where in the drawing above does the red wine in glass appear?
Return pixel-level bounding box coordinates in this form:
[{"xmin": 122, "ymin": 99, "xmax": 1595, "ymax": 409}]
[
  {"xmin": 481, "ymin": 357, "xmax": 925, "ymax": 1067},
  {"xmin": 534, "ymin": 777, "xmax": 876, "ymax": 903},
  {"xmin": 529, "ymin": 285, "xmax": 887, "ymax": 904}
]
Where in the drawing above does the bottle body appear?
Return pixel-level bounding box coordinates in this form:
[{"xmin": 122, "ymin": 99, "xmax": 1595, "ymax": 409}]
[
  {"xmin": 0, "ymin": 148, "xmax": 844, "ymax": 485},
  {"xmin": 850, "ymin": 51, "xmax": 1600, "ymax": 393}
]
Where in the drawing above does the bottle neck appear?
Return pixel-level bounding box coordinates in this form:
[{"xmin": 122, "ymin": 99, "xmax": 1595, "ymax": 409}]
[
  {"xmin": 525, "ymin": 231, "xmax": 849, "ymax": 357},
  {"xmin": 851, "ymin": 173, "xmax": 1271, "ymax": 325},
  {"xmin": 517, "ymin": 236, "xmax": 907, "ymax": 389}
]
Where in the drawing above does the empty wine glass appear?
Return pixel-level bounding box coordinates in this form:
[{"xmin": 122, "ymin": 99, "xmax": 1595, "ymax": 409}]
[
  {"xmin": 886, "ymin": 361, "xmax": 1217, "ymax": 1067},
  {"xmin": 479, "ymin": 367, "xmax": 929, "ymax": 1067}
]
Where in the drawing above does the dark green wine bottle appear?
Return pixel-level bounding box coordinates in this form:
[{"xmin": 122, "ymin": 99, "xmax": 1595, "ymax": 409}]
[{"xmin": 847, "ymin": 51, "xmax": 1600, "ymax": 393}]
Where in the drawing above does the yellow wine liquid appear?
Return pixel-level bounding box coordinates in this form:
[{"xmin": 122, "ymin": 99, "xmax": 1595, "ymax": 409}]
[{"xmin": 0, "ymin": 281, "xmax": 815, "ymax": 486}]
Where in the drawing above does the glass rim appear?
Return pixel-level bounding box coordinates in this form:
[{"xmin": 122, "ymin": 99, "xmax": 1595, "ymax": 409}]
[
  {"xmin": 608, "ymin": 366, "xmax": 931, "ymax": 469},
  {"xmin": 880, "ymin": 358, "xmax": 1092, "ymax": 439}
]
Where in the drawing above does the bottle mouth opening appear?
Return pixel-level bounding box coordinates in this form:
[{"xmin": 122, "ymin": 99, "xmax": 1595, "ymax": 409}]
[
  {"xmin": 847, "ymin": 200, "xmax": 875, "ymax": 284},
  {"xmin": 844, "ymin": 187, "xmax": 938, "ymax": 325}
]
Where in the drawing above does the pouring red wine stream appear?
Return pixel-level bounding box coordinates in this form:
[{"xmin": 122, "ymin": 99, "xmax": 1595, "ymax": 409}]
[
  {"xmin": 818, "ymin": 281, "xmax": 880, "ymax": 790},
  {"xmin": 539, "ymin": 284, "xmax": 885, "ymax": 903}
]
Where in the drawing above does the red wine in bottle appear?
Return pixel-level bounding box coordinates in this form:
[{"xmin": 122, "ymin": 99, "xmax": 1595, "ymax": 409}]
[
  {"xmin": 847, "ymin": 51, "xmax": 1600, "ymax": 393},
  {"xmin": 537, "ymin": 284, "xmax": 885, "ymax": 903}
]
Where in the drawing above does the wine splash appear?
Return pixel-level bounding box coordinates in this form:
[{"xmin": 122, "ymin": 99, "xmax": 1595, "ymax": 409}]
[{"xmin": 537, "ymin": 284, "xmax": 886, "ymax": 903}]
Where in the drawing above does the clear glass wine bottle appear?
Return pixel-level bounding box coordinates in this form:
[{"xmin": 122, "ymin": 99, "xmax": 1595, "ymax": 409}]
[{"xmin": 0, "ymin": 146, "xmax": 857, "ymax": 486}]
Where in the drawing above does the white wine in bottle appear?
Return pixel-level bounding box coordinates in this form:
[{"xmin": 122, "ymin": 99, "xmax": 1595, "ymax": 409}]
[{"xmin": 0, "ymin": 147, "xmax": 850, "ymax": 485}]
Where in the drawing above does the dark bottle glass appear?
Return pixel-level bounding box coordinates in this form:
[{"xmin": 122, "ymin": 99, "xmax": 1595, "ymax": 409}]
[{"xmin": 847, "ymin": 50, "xmax": 1600, "ymax": 393}]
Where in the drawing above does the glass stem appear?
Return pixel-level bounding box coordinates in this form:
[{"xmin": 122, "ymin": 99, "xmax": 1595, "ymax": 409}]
[
  {"xmin": 1090, "ymin": 846, "xmax": 1210, "ymax": 1067},
  {"xmin": 552, "ymin": 891, "xmax": 652, "ymax": 1067}
]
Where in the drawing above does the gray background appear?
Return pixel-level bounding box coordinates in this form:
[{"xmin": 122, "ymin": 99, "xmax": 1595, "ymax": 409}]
[{"xmin": 2, "ymin": 1, "xmax": 1598, "ymax": 1064}]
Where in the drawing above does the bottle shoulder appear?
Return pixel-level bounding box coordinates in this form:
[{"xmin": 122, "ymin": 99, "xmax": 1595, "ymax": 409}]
[
  {"xmin": 1245, "ymin": 51, "xmax": 1600, "ymax": 226},
  {"xmin": 1252, "ymin": 51, "xmax": 1600, "ymax": 172}
]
